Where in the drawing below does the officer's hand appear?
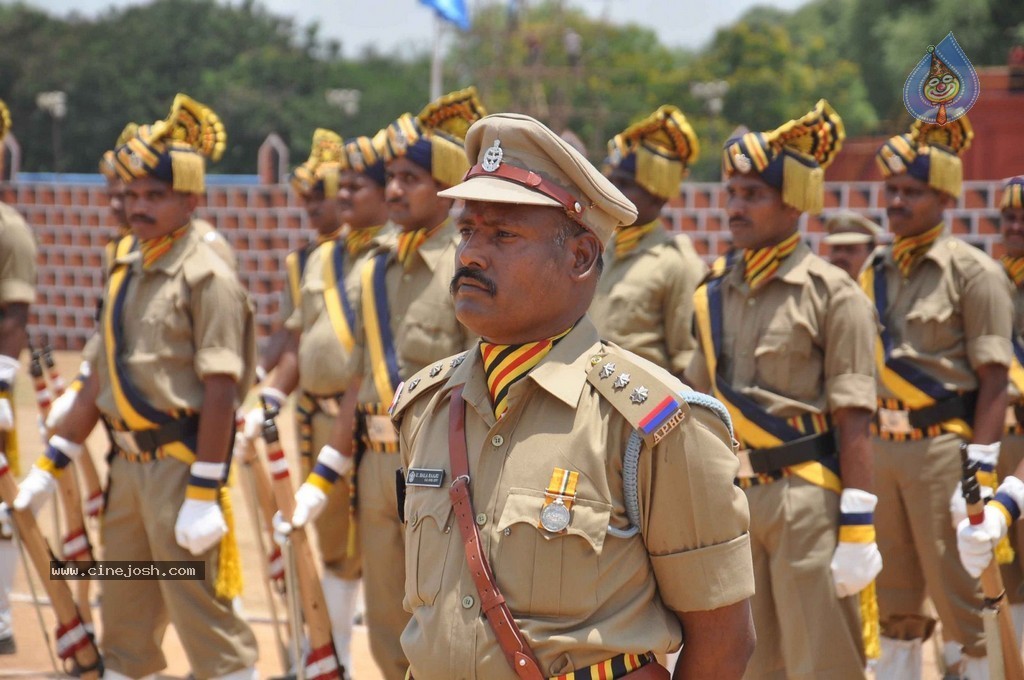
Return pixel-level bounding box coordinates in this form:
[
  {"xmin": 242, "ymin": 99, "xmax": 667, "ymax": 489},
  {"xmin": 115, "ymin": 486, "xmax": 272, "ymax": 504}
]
[
  {"xmin": 13, "ymin": 466, "xmax": 58, "ymax": 515},
  {"xmin": 292, "ymin": 483, "xmax": 328, "ymax": 529},
  {"xmin": 46, "ymin": 388, "xmax": 79, "ymax": 432},
  {"xmin": 240, "ymin": 387, "xmax": 287, "ymax": 441},
  {"xmin": 830, "ymin": 488, "xmax": 883, "ymax": 597},
  {"xmin": 949, "ymin": 481, "xmax": 994, "ymax": 528},
  {"xmin": 0, "ymin": 354, "xmax": 18, "ymax": 431},
  {"xmin": 957, "ymin": 507, "xmax": 1007, "ymax": 578},
  {"xmin": 271, "ymin": 510, "xmax": 292, "ymax": 547},
  {"xmin": 174, "ymin": 498, "xmax": 227, "ymax": 555}
]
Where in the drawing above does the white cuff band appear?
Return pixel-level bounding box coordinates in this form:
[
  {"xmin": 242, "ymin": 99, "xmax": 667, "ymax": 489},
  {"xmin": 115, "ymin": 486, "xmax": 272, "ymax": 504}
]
[
  {"xmin": 317, "ymin": 445, "xmax": 350, "ymax": 476},
  {"xmin": 261, "ymin": 387, "xmax": 288, "ymax": 405},
  {"xmin": 0, "ymin": 355, "xmax": 18, "ymax": 384},
  {"xmin": 840, "ymin": 488, "xmax": 879, "ymax": 514},
  {"xmin": 50, "ymin": 435, "xmax": 84, "ymax": 461},
  {"xmin": 190, "ymin": 461, "xmax": 227, "ymax": 481},
  {"xmin": 967, "ymin": 442, "xmax": 1001, "ymax": 466},
  {"xmin": 999, "ymin": 475, "xmax": 1024, "ymax": 511}
]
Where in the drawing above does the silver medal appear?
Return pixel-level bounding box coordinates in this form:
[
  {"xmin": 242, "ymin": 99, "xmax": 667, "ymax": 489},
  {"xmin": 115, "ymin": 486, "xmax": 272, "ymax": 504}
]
[{"xmin": 540, "ymin": 499, "xmax": 571, "ymax": 533}]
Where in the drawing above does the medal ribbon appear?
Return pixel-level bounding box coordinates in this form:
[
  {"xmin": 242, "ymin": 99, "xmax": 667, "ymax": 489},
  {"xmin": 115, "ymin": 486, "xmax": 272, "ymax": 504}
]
[{"xmin": 540, "ymin": 468, "xmax": 579, "ymax": 531}]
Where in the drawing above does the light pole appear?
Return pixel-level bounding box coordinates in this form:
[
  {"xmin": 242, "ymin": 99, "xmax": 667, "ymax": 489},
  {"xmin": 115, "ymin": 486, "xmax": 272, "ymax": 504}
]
[
  {"xmin": 36, "ymin": 91, "xmax": 67, "ymax": 174},
  {"xmin": 691, "ymin": 80, "xmax": 730, "ymax": 147}
]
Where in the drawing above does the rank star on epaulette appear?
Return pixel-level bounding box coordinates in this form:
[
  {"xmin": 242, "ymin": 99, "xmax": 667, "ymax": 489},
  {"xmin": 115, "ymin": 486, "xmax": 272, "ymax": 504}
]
[
  {"xmin": 429, "ymin": 364, "xmax": 443, "ymax": 377},
  {"xmin": 599, "ymin": 363, "xmax": 616, "ymax": 379},
  {"xmin": 630, "ymin": 386, "xmax": 649, "ymax": 404},
  {"xmin": 451, "ymin": 354, "xmax": 466, "ymax": 368},
  {"xmin": 407, "ymin": 378, "xmax": 421, "ymax": 392},
  {"xmin": 613, "ymin": 373, "xmax": 630, "ymax": 390}
]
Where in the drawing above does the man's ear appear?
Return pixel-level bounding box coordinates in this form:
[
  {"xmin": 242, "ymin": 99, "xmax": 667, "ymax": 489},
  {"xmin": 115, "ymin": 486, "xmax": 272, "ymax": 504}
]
[
  {"xmin": 570, "ymin": 230, "xmax": 602, "ymax": 280},
  {"xmin": 186, "ymin": 193, "xmax": 200, "ymax": 212}
]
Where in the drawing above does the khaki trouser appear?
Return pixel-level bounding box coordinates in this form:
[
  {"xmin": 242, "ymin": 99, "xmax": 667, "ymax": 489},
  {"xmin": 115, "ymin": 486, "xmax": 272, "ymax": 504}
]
[
  {"xmin": 998, "ymin": 433, "xmax": 1024, "ymax": 603},
  {"xmin": 301, "ymin": 409, "xmax": 361, "ymax": 580},
  {"xmin": 100, "ymin": 455, "xmax": 258, "ymax": 679},
  {"xmin": 743, "ymin": 476, "xmax": 866, "ymax": 680},
  {"xmin": 358, "ymin": 448, "xmax": 410, "ymax": 680},
  {"xmin": 873, "ymin": 433, "xmax": 986, "ymax": 655}
]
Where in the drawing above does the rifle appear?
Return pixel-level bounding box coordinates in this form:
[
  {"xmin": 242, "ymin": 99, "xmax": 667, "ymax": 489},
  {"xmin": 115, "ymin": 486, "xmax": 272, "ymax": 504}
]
[
  {"xmin": 962, "ymin": 445, "xmax": 1024, "ymax": 679},
  {"xmin": 262, "ymin": 399, "xmax": 345, "ymax": 680},
  {"xmin": 0, "ymin": 447, "xmax": 103, "ymax": 678},
  {"xmin": 29, "ymin": 349, "xmax": 96, "ymax": 631}
]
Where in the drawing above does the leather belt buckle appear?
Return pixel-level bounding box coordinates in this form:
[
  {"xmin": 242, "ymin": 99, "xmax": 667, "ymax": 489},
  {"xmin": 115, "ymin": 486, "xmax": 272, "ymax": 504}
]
[
  {"xmin": 111, "ymin": 430, "xmax": 141, "ymax": 455},
  {"xmin": 736, "ymin": 449, "xmax": 756, "ymax": 479},
  {"xmin": 366, "ymin": 414, "xmax": 398, "ymax": 445},
  {"xmin": 878, "ymin": 407, "xmax": 913, "ymax": 436},
  {"xmin": 317, "ymin": 397, "xmax": 341, "ymax": 418}
]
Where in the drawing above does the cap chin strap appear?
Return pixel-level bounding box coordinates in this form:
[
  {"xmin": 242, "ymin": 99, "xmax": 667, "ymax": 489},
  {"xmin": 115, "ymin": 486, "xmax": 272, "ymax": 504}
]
[{"xmin": 464, "ymin": 162, "xmax": 587, "ymax": 222}]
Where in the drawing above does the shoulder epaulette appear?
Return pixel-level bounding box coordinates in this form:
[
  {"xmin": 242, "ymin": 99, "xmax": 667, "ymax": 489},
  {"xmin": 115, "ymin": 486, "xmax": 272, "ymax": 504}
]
[
  {"xmin": 586, "ymin": 349, "xmax": 689, "ymax": 448},
  {"xmin": 389, "ymin": 351, "xmax": 469, "ymax": 423}
]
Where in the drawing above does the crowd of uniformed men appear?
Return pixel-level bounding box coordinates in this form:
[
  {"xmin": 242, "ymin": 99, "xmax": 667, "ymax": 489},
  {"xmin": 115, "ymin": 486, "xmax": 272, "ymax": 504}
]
[{"xmin": 0, "ymin": 81, "xmax": 1023, "ymax": 680}]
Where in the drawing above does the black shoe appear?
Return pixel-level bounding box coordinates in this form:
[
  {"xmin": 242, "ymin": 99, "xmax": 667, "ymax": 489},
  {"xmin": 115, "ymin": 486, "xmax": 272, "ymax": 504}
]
[{"xmin": 0, "ymin": 635, "xmax": 15, "ymax": 655}]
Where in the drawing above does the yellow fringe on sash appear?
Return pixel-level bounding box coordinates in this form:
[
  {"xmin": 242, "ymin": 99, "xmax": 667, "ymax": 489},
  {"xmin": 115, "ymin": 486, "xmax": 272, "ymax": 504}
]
[
  {"xmin": 215, "ymin": 484, "xmax": 243, "ymax": 600},
  {"xmin": 860, "ymin": 581, "xmax": 880, "ymax": 660}
]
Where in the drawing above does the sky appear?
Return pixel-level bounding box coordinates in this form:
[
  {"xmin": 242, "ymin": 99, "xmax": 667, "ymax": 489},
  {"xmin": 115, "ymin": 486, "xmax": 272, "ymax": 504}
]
[{"xmin": 18, "ymin": 0, "xmax": 812, "ymax": 57}]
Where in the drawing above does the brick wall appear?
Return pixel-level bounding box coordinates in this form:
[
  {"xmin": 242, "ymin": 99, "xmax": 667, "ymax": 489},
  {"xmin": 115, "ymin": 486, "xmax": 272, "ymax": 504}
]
[{"xmin": 0, "ymin": 179, "xmax": 1008, "ymax": 350}]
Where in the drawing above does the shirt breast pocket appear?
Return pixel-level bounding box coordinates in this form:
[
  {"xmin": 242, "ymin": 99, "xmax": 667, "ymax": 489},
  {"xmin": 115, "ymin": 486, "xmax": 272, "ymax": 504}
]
[
  {"xmin": 607, "ymin": 282, "xmax": 659, "ymax": 334},
  {"xmin": 495, "ymin": 487, "xmax": 611, "ymax": 619},
  {"xmin": 403, "ymin": 488, "xmax": 455, "ymax": 609},
  {"xmin": 754, "ymin": 325, "xmax": 815, "ymax": 396},
  {"xmin": 905, "ymin": 298, "xmax": 960, "ymax": 356},
  {"xmin": 138, "ymin": 291, "xmax": 189, "ymax": 355}
]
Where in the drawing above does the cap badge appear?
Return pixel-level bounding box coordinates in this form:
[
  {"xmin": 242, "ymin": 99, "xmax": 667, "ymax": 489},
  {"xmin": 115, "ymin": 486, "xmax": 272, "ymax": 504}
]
[
  {"xmin": 732, "ymin": 150, "xmax": 752, "ymax": 174},
  {"xmin": 886, "ymin": 154, "xmax": 906, "ymax": 174},
  {"xmin": 482, "ymin": 140, "xmax": 504, "ymax": 172}
]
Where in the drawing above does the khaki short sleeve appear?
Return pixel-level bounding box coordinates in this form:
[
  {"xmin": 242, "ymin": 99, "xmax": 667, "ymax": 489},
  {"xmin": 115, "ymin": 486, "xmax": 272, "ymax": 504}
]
[
  {"xmin": 190, "ymin": 269, "xmax": 253, "ymax": 382},
  {"xmin": 640, "ymin": 406, "xmax": 754, "ymax": 612},
  {"xmin": 823, "ymin": 283, "xmax": 877, "ymax": 412},
  {"xmin": 0, "ymin": 207, "xmax": 37, "ymax": 305},
  {"xmin": 963, "ymin": 267, "xmax": 1014, "ymax": 369}
]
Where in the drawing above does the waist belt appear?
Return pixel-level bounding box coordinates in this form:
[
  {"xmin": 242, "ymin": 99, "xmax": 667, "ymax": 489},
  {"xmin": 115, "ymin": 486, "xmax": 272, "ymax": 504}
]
[
  {"xmin": 874, "ymin": 391, "xmax": 977, "ymax": 441},
  {"xmin": 304, "ymin": 391, "xmax": 344, "ymax": 418},
  {"xmin": 104, "ymin": 414, "xmax": 199, "ymax": 460},
  {"xmin": 737, "ymin": 430, "xmax": 836, "ymax": 477},
  {"xmin": 357, "ymin": 403, "xmax": 399, "ymax": 453},
  {"xmin": 552, "ymin": 652, "xmax": 661, "ymax": 680}
]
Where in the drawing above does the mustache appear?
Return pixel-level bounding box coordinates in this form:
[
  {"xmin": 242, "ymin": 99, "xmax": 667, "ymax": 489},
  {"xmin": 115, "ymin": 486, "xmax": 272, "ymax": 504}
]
[
  {"xmin": 886, "ymin": 207, "xmax": 909, "ymax": 217},
  {"xmin": 450, "ymin": 267, "xmax": 497, "ymax": 297},
  {"xmin": 129, "ymin": 214, "xmax": 155, "ymax": 224}
]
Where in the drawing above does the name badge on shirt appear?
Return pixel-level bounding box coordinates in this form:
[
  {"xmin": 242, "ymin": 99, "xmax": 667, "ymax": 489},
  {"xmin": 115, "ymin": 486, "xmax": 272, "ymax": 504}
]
[{"xmin": 407, "ymin": 468, "xmax": 446, "ymax": 488}]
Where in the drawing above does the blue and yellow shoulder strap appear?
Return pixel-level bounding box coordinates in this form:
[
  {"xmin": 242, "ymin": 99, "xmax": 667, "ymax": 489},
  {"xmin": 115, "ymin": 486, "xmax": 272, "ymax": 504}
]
[
  {"xmin": 693, "ymin": 274, "xmax": 840, "ymax": 492},
  {"xmin": 859, "ymin": 255, "xmax": 971, "ymax": 438},
  {"xmin": 284, "ymin": 243, "xmax": 314, "ymax": 313},
  {"xmin": 102, "ymin": 237, "xmax": 197, "ymax": 464},
  {"xmin": 360, "ymin": 252, "xmax": 402, "ymax": 404},
  {"xmin": 319, "ymin": 239, "xmax": 356, "ymax": 353}
]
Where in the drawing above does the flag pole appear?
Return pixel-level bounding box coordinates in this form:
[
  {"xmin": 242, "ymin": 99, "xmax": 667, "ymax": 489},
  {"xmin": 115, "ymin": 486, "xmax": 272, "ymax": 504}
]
[{"xmin": 430, "ymin": 14, "xmax": 443, "ymax": 101}]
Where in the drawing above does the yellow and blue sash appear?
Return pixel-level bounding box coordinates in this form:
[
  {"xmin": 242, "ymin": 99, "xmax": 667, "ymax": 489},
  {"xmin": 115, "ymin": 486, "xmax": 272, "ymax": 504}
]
[
  {"xmin": 860, "ymin": 256, "xmax": 972, "ymax": 438},
  {"xmin": 285, "ymin": 244, "xmax": 314, "ymax": 314},
  {"xmin": 103, "ymin": 237, "xmax": 197, "ymax": 463},
  {"xmin": 693, "ymin": 273, "xmax": 840, "ymax": 492},
  {"xmin": 360, "ymin": 253, "xmax": 402, "ymax": 404},
  {"xmin": 320, "ymin": 239, "xmax": 356, "ymax": 353}
]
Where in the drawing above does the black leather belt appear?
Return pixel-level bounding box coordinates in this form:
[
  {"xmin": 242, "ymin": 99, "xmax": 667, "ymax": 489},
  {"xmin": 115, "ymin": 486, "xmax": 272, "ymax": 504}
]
[
  {"xmin": 104, "ymin": 415, "xmax": 200, "ymax": 455},
  {"xmin": 747, "ymin": 430, "xmax": 837, "ymax": 474},
  {"xmin": 907, "ymin": 391, "xmax": 978, "ymax": 430}
]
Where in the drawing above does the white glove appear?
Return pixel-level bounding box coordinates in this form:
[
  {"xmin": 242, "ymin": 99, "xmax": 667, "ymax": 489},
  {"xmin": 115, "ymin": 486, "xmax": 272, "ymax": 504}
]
[
  {"xmin": 831, "ymin": 488, "xmax": 883, "ymax": 597},
  {"xmin": 950, "ymin": 481, "xmax": 994, "ymax": 529},
  {"xmin": 291, "ymin": 445, "xmax": 354, "ymax": 528},
  {"xmin": 0, "ymin": 354, "xmax": 17, "ymax": 431},
  {"xmin": 13, "ymin": 466, "xmax": 57, "ymax": 515},
  {"xmin": 957, "ymin": 507, "xmax": 1007, "ymax": 578},
  {"xmin": 174, "ymin": 499, "xmax": 227, "ymax": 555},
  {"xmin": 271, "ymin": 510, "xmax": 292, "ymax": 547},
  {"xmin": 291, "ymin": 483, "xmax": 328, "ymax": 529},
  {"xmin": 232, "ymin": 430, "xmax": 256, "ymax": 464},
  {"xmin": 240, "ymin": 387, "xmax": 287, "ymax": 441},
  {"xmin": 46, "ymin": 388, "xmax": 79, "ymax": 431},
  {"xmin": 173, "ymin": 461, "xmax": 228, "ymax": 555}
]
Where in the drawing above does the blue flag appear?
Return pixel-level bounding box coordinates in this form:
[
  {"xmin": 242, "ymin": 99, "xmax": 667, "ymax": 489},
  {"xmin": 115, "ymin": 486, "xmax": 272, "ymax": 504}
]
[{"xmin": 420, "ymin": 0, "xmax": 470, "ymax": 31}]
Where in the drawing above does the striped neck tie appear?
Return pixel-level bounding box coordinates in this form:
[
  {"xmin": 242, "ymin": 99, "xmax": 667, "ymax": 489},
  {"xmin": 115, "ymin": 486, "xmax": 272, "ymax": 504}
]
[
  {"xmin": 316, "ymin": 226, "xmax": 344, "ymax": 246},
  {"xmin": 397, "ymin": 222, "xmax": 443, "ymax": 270},
  {"xmin": 613, "ymin": 220, "xmax": 658, "ymax": 259},
  {"xmin": 742, "ymin": 231, "xmax": 800, "ymax": 290},
  {"xmin": 346, "ymin": 224, "xmax": 383, "ymax": 257},
  {"xmin": 139, "ymin": 223, "xmax": 190, "ymax": 269},
  {"xmin": 892, "ymin": 223, "xmax": 943, "ymax": 277},
  {"xmin": 480, "ymin": 326, "xmax": 573, "ymax": 419},
  {"xmin": 1003, "ymin": 255, "xmax": 1024, "ymax": 288}
]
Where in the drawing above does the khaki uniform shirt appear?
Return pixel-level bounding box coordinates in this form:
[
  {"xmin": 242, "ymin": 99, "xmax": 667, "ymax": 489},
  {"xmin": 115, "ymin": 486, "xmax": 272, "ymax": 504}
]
[
  {"xmin": 287, "ymin": 231, "xmax": 384, "ymax": 396},
  {"xmin": 866, "ymin": 233, "xmax": 1013, "ymax": 400},
  {"xmin": 590, "ymin": 225, "xmax": 706, "ymax": 375},
  {"xmin": 392, "ymin": 317, "xmax": 753, "ymax": 680},
  {"xmin": 95, "ymin": 221, "xmax": 255, "ymax": 419},
  {"xmin": 0, "ymin": 202, "xmax": 37, "ymax": 305},
  {"xmin": 1005, "ymin": 271, "xmax": 1024, "ymax": 402},
  {"xmin": 687, "ymin": 241, "xmax": 877, "ymax": 418},
  {"xmin": 350, "ymin": 220, "xmax": 472, "ymax": 404}
]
